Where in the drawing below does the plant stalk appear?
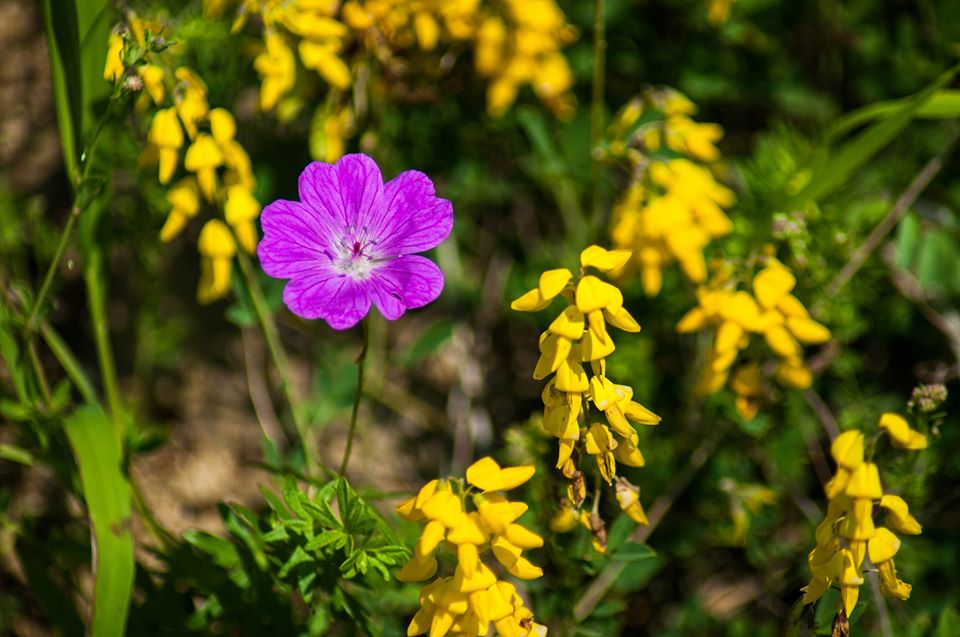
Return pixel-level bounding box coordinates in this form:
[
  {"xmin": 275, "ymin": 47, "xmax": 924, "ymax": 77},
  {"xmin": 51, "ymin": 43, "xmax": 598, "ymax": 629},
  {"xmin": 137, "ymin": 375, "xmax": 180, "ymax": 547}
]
[
  {"xmin": 236, "ymin": 250, "xmax": 322, "ymax": 477},
  {"xmin": 589, "ymin": 0, "xmax": 607, "ymax": 232},
  {"xmin": 340, "ymin": 320, "xmax": 369, "ymax": 476}
]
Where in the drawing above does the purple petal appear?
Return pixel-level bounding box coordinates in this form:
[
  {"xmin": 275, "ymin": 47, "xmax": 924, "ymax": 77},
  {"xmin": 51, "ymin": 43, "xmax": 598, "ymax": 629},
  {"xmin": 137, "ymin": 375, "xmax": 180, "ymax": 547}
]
[
  {"xmin": 298, "ymin": 154, "xmax": 385, "ymax": 238},
  {"xmin": 258, "ymin": 200, "xmax": 337, "ymax": 278},
  {"xmin": 375, "ymin": 170, "xmax": 453, "ymax": 255},
  {"xmin": 368, "ymin": 255, "xmax": 444, "ymax": 319},
  {"xmin": 282, "ymin": 272, "xmax": 371, "ymax": 330}
]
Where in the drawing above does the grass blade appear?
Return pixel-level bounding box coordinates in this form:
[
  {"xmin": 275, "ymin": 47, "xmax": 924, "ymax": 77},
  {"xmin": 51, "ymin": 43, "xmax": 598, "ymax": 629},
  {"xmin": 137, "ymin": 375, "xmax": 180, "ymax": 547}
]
[
  {"xmin": 41, "ymin": 0, "xmax": 84, "ymax": 184},
  {"xmin": 789, "ymin": 62, "xmax": 960, "ymax": 207},
  {"xmin": 64, "ymin": 404, "xmax": 134, "ymax": 637}
]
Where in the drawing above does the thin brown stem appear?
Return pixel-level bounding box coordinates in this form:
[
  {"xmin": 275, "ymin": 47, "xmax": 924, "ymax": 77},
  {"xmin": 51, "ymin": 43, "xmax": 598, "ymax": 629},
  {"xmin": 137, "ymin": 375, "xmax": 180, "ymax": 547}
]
[{"xmin": 824, "ymin": 133, "xmax": 957, "ymax": 299}]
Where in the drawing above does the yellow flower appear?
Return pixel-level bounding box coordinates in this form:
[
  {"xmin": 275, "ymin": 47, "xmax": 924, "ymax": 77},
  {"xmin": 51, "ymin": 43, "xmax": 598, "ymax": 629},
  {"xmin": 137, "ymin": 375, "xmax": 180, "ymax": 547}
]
[
  {"xmin": 254, "ymin": 33, "xmax": 296, "ymax": 111},
  {"xmin": 878, "ymin": 412, "xmax": 928, "ymax": 450},
  {"xmin": 224, "ymin": 185, "xmax": 261, "ymax": 253},
  {"xmin": 159, "ymin": 177, "xmax": 201, "ymax": 242},
  {"xmin": 512, "ymin": 245, "xmax": 657, "ymax": 538},
  {"xmin": 173, "ymin": 68, "xmax": 210, "ymax": 139},
  {"xmin": 830, "ymin": 430, "xmax": 864, "ymax": 471},
  {"xmin": 802, "ymin": 412, "xmax": 923, "ymax": 620},
  {"xmin": 615, "ymin": 477, "xmax": 648, "ymax": 524},
  {"xmin": 138, "ymin": 64, "xmax": 166, "ymax": 105},
  {"xmin": 298, "ymin": 40, "xmax": 352, "ymax": 89},
  {"xmin": 399, "ymin": 459, "xmax": 545, "ymax": 637},
  {"xmin": 103, "ymin": 32, "xmax": 125, "ymax": 82},
  {"xmin": 197, "ymin": 219, "xmax": 237, "ymax": 303},
  {"xmin": 184, "ymin": 134, "xmax": 224, "ymax": 202},
  {"xmin": 147, "ymin": 108, "xmax": 184, "ymax": 184}
]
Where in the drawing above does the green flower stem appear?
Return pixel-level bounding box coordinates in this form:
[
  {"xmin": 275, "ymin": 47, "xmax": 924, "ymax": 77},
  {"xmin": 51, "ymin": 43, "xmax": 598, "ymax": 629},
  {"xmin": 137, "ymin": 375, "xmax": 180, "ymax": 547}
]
[
  {"xmin": 339, "ymin": 319, "xmax": 369, "ymax": 476},
  {"xmin": 25, "ymin": 212, "xmax": 77, "ymax": 334},
  {"xmin": 85, "ymin": 236, "xmax": 123, "ymax": 430},
  {"xmin": 26, "ymin": 336, "xmax": 53, "ymax": 408},
  {"xmin": 40, "ymin": 319, "xmax": 98, "ymax": 404},
  {"xmin": 236, "ymin": 250, "xmax": 322, "ymax": 478},
  {"xmin": 589, "ymin": 0, "xmax": 607, "ymax": 232}
]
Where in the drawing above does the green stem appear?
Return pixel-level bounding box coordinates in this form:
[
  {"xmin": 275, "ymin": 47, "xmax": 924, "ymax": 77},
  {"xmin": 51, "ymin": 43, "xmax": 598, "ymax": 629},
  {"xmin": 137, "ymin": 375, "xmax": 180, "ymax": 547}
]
[
  {"xmin": 26, "ymin": 96, "xmax": 113, "ymax": 335},
  {"xmin": 25, "ymin": 212, "xmax": 77, "ymax": 333},
  {"xmin": 236, "ymin": 250, "xmax": 321, "ymax": 477},
  {"xmin": 40, "ymin": 320, "xmax": 98, "ymax": 404},
  {"xmin": 26, "ymin": 336, "xmax": 52, "ymax": 408},
  {"xmin": 589, "ymin": 0, "xmax": 607, "ymax": 233},
  {"xmin": 339, "ymin": 320, "xmax": 369, "ymax": 476}
]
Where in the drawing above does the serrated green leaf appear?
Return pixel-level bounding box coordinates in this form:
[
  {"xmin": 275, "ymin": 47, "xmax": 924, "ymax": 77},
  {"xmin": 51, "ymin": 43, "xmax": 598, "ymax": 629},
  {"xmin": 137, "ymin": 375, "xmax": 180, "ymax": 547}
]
[{"xmin": 63, "ymin": 404, "xmax": 134, "ymax": 637}]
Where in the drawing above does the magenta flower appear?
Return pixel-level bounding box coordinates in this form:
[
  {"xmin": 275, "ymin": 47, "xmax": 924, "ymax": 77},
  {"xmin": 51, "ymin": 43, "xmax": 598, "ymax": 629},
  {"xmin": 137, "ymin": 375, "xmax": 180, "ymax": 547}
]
[{"xmin": 257, "ymin": 154, "xmax": 453, "ymax": 330}]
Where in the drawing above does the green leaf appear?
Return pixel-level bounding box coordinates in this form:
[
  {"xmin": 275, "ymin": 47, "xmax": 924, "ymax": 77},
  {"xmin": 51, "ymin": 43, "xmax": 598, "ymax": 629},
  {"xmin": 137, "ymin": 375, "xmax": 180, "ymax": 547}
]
[
  {"xmin": 397, "ymin": 321, "xmax": 454, "ymax": 368},
  {"xmin": 183, "ymin": 530, "xmax": 241, "ymax": 569},
  {"xmin": 0, "ymin": 443, "xmax": 34, "ymax": 465},
  {"xmin": 935, "ymin": 607, "xmax": 960, "ymax": 637},
  {"xmin": 41, "ymin": 0, "xmax": 84, "ymax": 184},
  {"xmin": 63, "ymin": 404, "xmax": 134, "ymax": 637},
  {"xmin": 305, "ymin": 529, "xmax": 348, "ymax": 552},
  {"xmin": 829, "ymin": 90, "xmax": 960, "ymax": 139},
  {"xmin": 278, "ymin": 545, "xmax": 315, "ymax": 578},
  {"xmin": 76, "ymin": 0, "xmax": 111, "ymax": 134},
  {"xmin": 916, "ymin": 232, "xmax": 958, "ymax": 293},
  {"xmin": 896, "ymin": 212, "xmax": 921, "ymax": 269},
  {"xmin": 260, "ymin": 484, "xmax": 293, "ymax": 520},
  {"xmin": 789, "ymin": 62, "xmax": 960, "ymax": 207},
  {"xmin": 611, "ymin": 541, "xmax": 656, "ymax": 563}
]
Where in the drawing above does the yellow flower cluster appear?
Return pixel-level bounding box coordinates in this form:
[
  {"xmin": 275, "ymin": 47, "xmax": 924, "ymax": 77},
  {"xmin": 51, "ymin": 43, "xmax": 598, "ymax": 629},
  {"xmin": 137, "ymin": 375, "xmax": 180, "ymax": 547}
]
[
  {"xmin": 803, "ymin": 413, "xmax": 927, "ymax": 620},
  {"xmin": 474, "ymin": 0, "xmax": 577, "ymax": 118},
  {"xmin": 105, "ymin": 14, "xmax": 259, "ymax": 304},
  {"xmin": 216, "ymin": 0, "xmax": 575, "ymax": 129},
  {"xmin": 234, "ymin": 0, "xmax": 353, "ymax": 111},
  {"xmin": 608, "ymin": 89, "xmax": 734, "ymax": 296},
  {"xmin": 343, "ymin": 0, "xmax": 479, "ymax": 51},
  {"xmin": 397, "ymin": 457, "xmax": 546, "ymax": 637},
  {"xmin": 675, "ymin": 258, "xmax": 830, "ymax": 419},
  {"xmin": 511, "ymin": 246, "xmax": 659, "ymax": 547}
]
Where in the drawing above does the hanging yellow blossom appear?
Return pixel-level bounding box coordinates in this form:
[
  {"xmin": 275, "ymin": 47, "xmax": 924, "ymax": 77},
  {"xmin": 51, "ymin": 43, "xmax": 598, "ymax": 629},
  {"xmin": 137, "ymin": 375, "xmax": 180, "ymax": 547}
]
[
  {"xmin": 254, "ymin": 33, "xmax": 297, "ymax": 111},
  {"xmin": 197, "ymin": 220, "xmax": 238, "ymax": 304},
  {"xmin": 802, "ymin": 413, "xmax": 926, "ymax": 624},
  {"xmin": 512, "ymin": 245, "xmax": 659, "ymax": 550},
  {"xmin": 103, "ymin": 31, "xmax": 126, "ymax": 81},
  {"xmin": 103, "ymin": 12, "xmax": 261, "ymax": 305},
  {"xmin": 397, "ymin": 457, "xmax": 547, "ymax": 637}
]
